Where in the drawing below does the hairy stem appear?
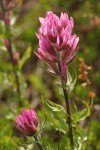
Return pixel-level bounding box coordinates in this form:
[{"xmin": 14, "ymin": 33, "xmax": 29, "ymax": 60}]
[
  {"xmin": 58, "ymin": 61, "xmax": 74, "ymax": 148},
  {"xmin": 33, "ymin": 135, "xmax": 43, "ymax": 150}
]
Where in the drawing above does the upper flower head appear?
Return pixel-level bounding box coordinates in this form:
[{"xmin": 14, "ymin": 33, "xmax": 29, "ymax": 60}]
[
  {"xmin": 16, "ymin": 108, "xmax": 38, "ymax": 136},
  {"xmin": 39, "ymin": 11, "xmax": 74, "ymax": 42},
  {"xmin": 35, "ymin": 11, "xmax": 79, "ymax": 74}
]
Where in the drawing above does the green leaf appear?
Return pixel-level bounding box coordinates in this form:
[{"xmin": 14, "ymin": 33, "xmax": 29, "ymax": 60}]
[
  {"xmin": 18, "ymin": 46, "xmax": 32, "ymax": 70},
  {"xmin": 42, "ymin": 97, "xmax": 67, "ymax": 134},
  {"xmin": 67, "ymin": 69, "xmax": 77, "ymax": 97},
  {"xmin": 72, "ymin": 101, "xmax": 91, "ymax": 123},
  {"xmin": 82, "ymin": 101, "xmax": 91, "ymax": 116},
  {"xmin": 42, "ymin": 97, "xmax": 66, "ymax": 114},
  {"xmin": 74, "ymin": 125, "xmax": 87, "ymax": 150}
]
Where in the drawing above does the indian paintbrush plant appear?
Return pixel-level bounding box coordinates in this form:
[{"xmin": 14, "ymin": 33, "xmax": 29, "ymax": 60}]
[
  {"xmin": 15, "ymin": 11, "xmax": 94, "ymax": 149},
  {"xmin": 35, "ymin": 11, "xmax": 79, "ymax": 149}
]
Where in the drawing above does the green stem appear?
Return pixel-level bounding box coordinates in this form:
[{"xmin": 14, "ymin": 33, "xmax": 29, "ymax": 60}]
[
  {"xmin": 33, "ymin": 135, "xmax": 43, "ymax": 150},
  {"xmin": 58, "ymin": 61, "xmax": 74, "ymax": 148}
]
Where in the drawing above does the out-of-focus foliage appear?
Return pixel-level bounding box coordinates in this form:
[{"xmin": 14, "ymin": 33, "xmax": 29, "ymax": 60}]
[{"xmin": 0, "ymin": 0, "xmax": 100, "ymax": 149}]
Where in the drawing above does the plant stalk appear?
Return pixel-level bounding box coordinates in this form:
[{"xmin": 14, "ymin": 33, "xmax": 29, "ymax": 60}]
[
  {"xmin": 0, "ymin": 1, "xmax": 22, "ymax": 106},
  {"xmin": 33, "ymin": 135, "xmax": 43, "ymax": 150},
  {"xmin": 1, "ymin": 2, "xmax": 21, "ymax": 96},
  {"xmin": 58, "ymin": 61, "xmax": 74, "ymax": 148},
  {"xmin": 7, "ymin": 39, "xmax": 21, "ymax": 94}
]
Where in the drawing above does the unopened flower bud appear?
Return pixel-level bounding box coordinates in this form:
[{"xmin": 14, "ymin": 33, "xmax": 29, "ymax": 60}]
[
  {"xmin": 84, "ymin": 71, "xmax": 88, "ymax": 75},
  {"xmin": 86, "ymin": 79, "xmax": 91, "ymax": 85},
  {"xmin": 81, "ymin": 82, "xmax": 87, "ymax": 87},
  {"xmin": 78, "ymin": 74, "xmax": 84, "ymax": 80},
  {"xmin": 78, "ymin": 58, "xmax": 84, "ymax": 62},
  {"xmin": 88, "ymin": 91, "xmax": 96, "ymax": 99},
  {"xmin": 3, "ymin": 39, "xmax": 11, "ymax": 50},
  {"xmin": 4, "ymin": 12, "xmax": 10, "ymax": 25},
  {"xmin": 5, "ymin": 0, "xmax": 14, "ymax": 10},
  {"xmin": 61, "ymin": 62, "xmax": 67, "ymax": 82},
  {"xmin": 16, "ymin": 108, "xmax": 38, "ymax": 136},
  {"xmin": 87, "ymin": 66, "xmax": 92, "ymax": 70},
  {"xmin": 13, "ymin": 52, "xmax": 20, "ymax": 65}
]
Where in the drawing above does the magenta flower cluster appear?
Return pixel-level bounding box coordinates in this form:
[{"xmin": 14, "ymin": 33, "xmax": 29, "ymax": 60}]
[
  {"xmin": 16, "ymin": 108, "xmax": 38, "ymax": 136},
  {"xmin": 35, "ymin": 11, "xmax": 79, "ymax": 76}
]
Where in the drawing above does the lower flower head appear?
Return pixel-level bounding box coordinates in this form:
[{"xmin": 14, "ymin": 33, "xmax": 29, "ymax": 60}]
[{"xmin": 16, "ymin": 108, "xmax": 38, "ymax": 136}]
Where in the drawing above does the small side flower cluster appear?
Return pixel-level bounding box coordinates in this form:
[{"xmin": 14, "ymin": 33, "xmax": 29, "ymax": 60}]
[
  {"xmin": 16, "ymin": 108, "xmax": 38, "ymax": 136},
  {"xmin": 0, "ymin": 0, "xmax": 21, "ymax": 25},
  {"xmin": 78, "ymin": 58, "xmax": 96, "ymax": 101},
  {"xmin": 0, "ymin": 1, "xmax": 20, "ymax": 66},
  {"xmin": 0, "ymin": 0, "xmax": 13, "ymax": 25},
  {"xmin": 78, "ymin": 58, "xmax": 92, "ymax": 87},
  {"xmin": 35, "ymin": 11, "xmax": 79, "ymax": 80},
  {"xmin": 3, "ymin": 39, "xmax": 20, "ymax": 66}
]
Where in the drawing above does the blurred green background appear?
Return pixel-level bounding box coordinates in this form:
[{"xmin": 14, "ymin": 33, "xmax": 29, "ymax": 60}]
[{"xmin": 0, "ymin": 0, "xmax": 100, "ymax": 149}]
